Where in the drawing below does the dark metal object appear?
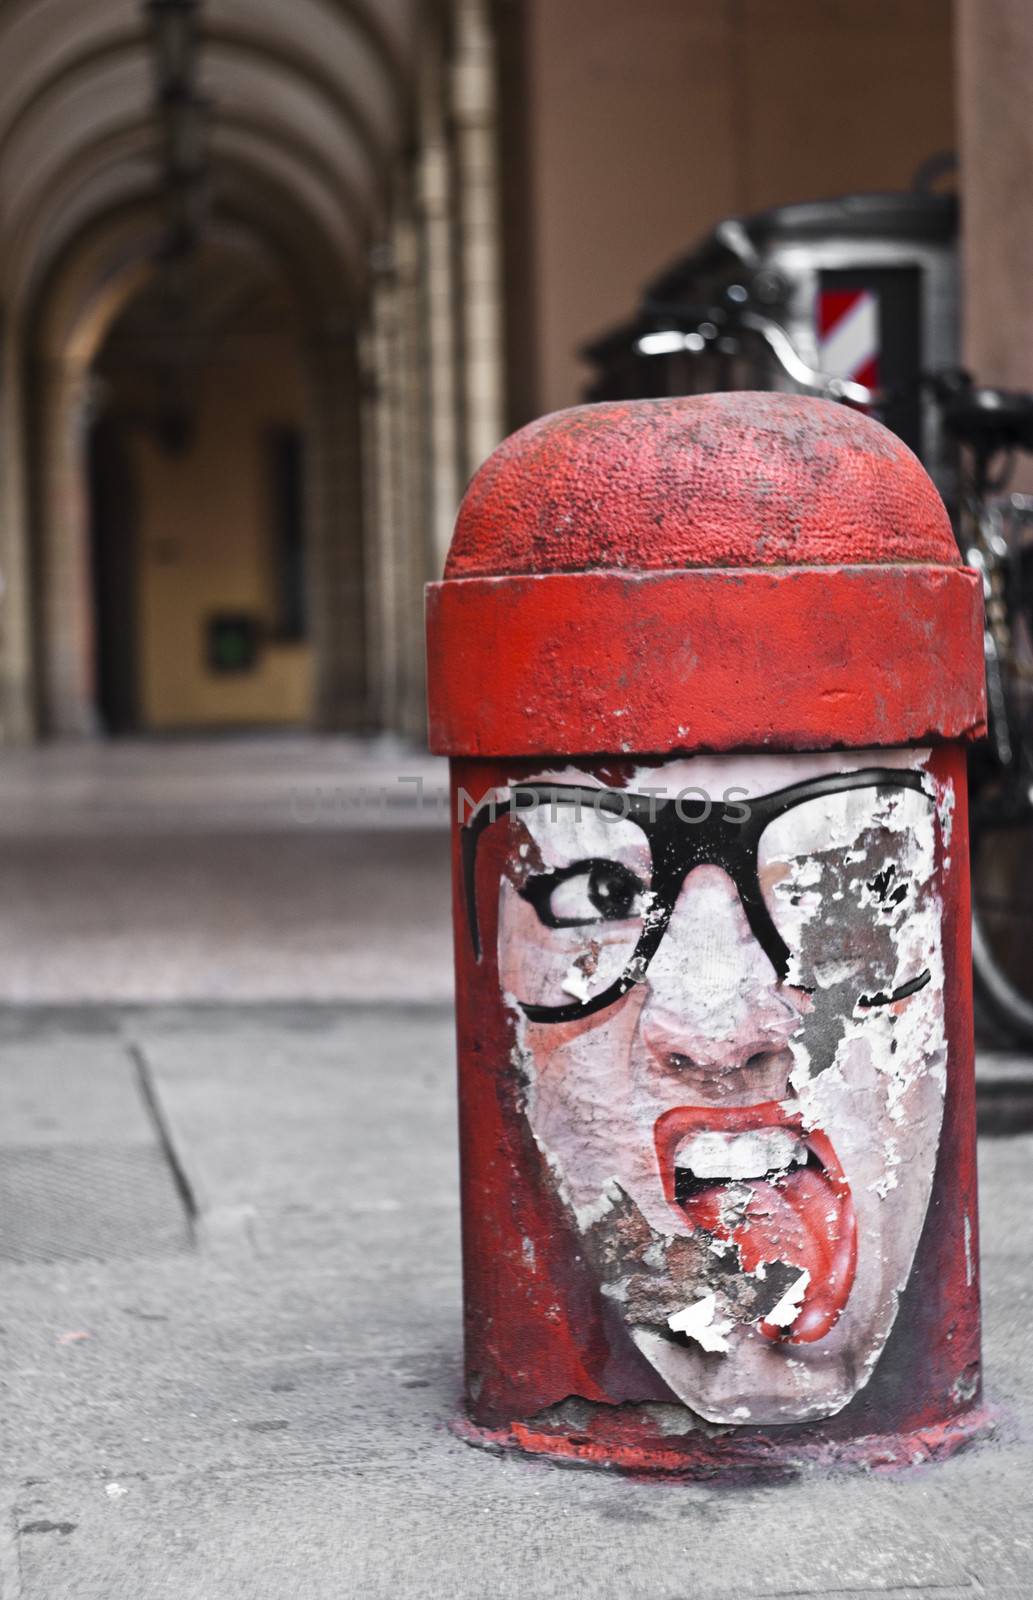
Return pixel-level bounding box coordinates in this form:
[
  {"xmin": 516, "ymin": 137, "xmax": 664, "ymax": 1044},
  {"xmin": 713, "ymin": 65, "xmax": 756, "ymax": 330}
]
[
  {"xmin": 147, "ymin": 0, "xmax": 200, "ymax": 97},
  {"xmin": 581, "ymin": 190, "xmax": 958, "ymax": 499},
  {"xmin": 207, "ymin": 613, "xmax": 261, "ymax": 674},
  {"xmin": 143, "ymin": 0, "xmax": 210, "ymax": 260}
]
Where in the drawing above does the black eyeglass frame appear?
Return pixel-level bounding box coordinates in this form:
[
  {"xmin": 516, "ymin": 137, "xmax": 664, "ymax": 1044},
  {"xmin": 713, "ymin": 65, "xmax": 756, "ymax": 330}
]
[{"xmin": 461, "ymin": 767, "xmax": 933, "ymax": 1024}]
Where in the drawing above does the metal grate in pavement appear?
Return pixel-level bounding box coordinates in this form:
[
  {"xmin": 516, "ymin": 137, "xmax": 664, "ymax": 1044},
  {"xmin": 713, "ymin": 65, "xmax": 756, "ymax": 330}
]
[{"xmin": 0, "ymin": 1143, "xmax": 193, "ymax": 1263}]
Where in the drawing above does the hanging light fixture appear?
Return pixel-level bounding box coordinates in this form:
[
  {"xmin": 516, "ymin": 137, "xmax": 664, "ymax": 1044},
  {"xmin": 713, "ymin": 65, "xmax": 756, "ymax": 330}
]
[
  {"xmin": 164, "ymin": 87, "xmax": 210, "ymax": 181},
  {"xmin": 142, "ymin": 0, "xmax": 209, "ymax": 450},
  {"xmin": 144, "ymin": 0, "xmax": 209, "ymax": 259},
  {"xmin": 146, "ymin": 0, "xmax": 199, "ymax": 100}
]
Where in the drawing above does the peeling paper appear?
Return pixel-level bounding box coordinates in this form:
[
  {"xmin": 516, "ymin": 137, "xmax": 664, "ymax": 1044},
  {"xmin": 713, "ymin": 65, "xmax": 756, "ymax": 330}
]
[
  {"xmin": 667, "ymin": 1294, "xmax": 734, "ymax": 1354},
  {"xmin": 964, "ymin": 1213, "xmax": 974, "ymax": 1286},
  {"xmin": 764, "ymin": 1268, "xmax": 811, "ymax": 1328},
  {"xmin": 560, "ymin": 963, "xmax": 593, "ymax": 1004},
  {"xmin": 496, "ymin": 749, "xmax": 949, "ymax": 1428}
]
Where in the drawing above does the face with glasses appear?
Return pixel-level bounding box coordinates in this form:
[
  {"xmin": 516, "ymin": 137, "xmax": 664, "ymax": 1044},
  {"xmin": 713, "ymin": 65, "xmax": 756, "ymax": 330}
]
[{"xmin": 468, "ymin": 752, "xmax": 948, "ymax": 1426}]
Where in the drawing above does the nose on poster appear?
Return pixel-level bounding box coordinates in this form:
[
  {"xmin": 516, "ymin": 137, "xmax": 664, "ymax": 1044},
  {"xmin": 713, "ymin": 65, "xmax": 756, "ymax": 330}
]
[{"xmin": 425, "ymin": 392, "xmax": 991, "ymax": 1475}]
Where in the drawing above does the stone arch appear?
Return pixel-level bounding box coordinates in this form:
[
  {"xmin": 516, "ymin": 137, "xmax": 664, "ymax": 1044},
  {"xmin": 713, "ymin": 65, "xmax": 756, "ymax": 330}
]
[
  {"xmin": 20, "ymin": 169, "xmax": 367, "ymax": 735},
  {"xmin": 0, "ymin": 0, "xmax": 503, "ymax": 744}
]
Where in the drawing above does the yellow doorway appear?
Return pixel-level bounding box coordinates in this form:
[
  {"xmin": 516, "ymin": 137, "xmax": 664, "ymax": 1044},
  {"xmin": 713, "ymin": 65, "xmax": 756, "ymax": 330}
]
[{"xmin": 89, "ymin": 253, "xmax": 313, "ymax": 733}]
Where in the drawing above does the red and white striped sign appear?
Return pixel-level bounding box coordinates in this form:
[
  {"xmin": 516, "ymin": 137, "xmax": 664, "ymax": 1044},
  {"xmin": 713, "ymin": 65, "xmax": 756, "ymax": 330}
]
[{"xmin": 818, "ymin": 288, "xmax": 880, "ymax": 396}]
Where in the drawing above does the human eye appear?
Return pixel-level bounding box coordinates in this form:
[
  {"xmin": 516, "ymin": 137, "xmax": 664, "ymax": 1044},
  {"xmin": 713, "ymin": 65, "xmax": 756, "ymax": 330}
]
[{"xmin": 524, "ymin": 858, "xmax": 649, "ymax": 928}]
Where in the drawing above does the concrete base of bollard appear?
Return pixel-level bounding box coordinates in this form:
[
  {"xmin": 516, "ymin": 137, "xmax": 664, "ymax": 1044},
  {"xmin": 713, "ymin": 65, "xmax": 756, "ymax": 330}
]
[{"xmin": 451, "ymin": 1404, "xmax": 997, "ymax": 1481}]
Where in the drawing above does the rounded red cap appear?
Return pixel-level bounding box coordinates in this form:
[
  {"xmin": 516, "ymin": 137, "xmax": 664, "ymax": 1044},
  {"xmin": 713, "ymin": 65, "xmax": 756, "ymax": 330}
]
[
  {"xmin": 446, "ymin": 392, "xmax": 958, "ymax": 577},
  {"xmin": 428, "ymin": 394, "xmax": 983, "ymax": 756}
]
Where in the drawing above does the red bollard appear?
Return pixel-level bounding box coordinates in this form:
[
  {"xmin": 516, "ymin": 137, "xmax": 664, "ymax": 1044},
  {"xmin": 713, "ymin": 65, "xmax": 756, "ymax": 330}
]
[{"xmin": 426, "ymin": 393, "xmax": 990, "ymax": 1474}]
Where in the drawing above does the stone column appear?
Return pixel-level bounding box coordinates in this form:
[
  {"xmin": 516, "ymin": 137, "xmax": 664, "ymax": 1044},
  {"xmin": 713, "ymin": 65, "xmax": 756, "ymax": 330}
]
[
  {"xmin": 418, "ymin": 40, "xmax": 461, "ymax": 578},
  {"xmin": 451, "ymin": 0, "xmax": 506, "ymax": 481},
  {"xmin": 393, "ymin": 207, "xmax": 432, "ymax": 739},
  {"xmin": 305, "ymin": 326, "xmax": 369, "ymax": 729},
  {"xmin": 33, "ymin": 358, "xmax": 97, "ymax": 737},
  {"xmin": 956, "ymin": 1, "xmax": 1033, "ymax": 395},
  {"xmin": 365, "ymin": 265, "xmax": 405, "ymax": 730},
  {"xmin": 363, "ymin": 206, "xmax": 436, "ymax": 741},
  {"xmin": 0, "ymin": 326, "xmax": 37, "ymax": 743}
]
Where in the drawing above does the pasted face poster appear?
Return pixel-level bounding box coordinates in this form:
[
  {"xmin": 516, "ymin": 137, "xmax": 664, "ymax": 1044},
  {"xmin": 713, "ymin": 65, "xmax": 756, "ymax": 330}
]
[{"xmin": 465, "ymin": 752, "xmax": 950, "ymax": 1426}]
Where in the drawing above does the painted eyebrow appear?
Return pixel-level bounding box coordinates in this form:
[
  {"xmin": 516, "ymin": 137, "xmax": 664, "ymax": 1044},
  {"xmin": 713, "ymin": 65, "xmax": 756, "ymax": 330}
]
[{"xmin": 858, "ymin": 971, "xmax": 932, "ymax": 1009}]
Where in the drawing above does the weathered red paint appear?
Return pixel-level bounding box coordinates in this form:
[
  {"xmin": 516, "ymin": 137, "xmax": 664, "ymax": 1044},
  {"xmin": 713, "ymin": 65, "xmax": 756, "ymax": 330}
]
[
  {"xmin": 453, "ymin": 1407, "xmax": 994, "ymax": 1480},
  {"xmin": 427, "ymin": 393, "xmax": 988, "ymax": 1475},
  {"xmin": 445, "ymin": 394, "xmax": 957, "ymax": 578},
  {"xmin": 427, "ymin": 567, "xmax": 985, "ymax": 756}
]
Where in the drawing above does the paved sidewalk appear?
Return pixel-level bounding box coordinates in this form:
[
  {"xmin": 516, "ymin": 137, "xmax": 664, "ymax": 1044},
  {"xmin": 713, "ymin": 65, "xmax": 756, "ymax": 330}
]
[
  {"xmin": 0, "ymin": 1002, "xmax": 1029, "ymax": 1600},
  {"xmin": 0, "ymin": 737, "xmax": 452, "ymax": 1004}
]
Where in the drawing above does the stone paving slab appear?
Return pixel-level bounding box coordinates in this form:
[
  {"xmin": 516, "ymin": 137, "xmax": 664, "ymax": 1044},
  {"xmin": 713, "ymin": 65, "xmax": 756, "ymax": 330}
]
[
  {"xmin": 0, "ymin": 736, "xmax": 448, "ymax": 838},
  {"xmin": 8, "ymin": 1439, "xmax": 1028, "ymax": 1600},
  {"xmin": 0, "ymin": 1005, "xmax": 1029, "ymax": 1599},
  {"xmin": 0, "ymin": 1038, "xmax": 156, "ymax": 1148},
  {"xmin": 0, "ymin": 735, "xmax": 452, "ymax": 1007},
  {"xmin": 0, "ymin": 833, "xmax": 452, "ymax": 1004},
  {"xmin": 0, "ymin": 1036, "xmax": 190, "ymax": 1266}
]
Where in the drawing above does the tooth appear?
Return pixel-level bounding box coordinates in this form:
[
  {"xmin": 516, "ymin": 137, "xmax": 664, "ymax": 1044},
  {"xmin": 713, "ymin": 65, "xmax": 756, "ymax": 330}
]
[{"xmin": 675, "ymin": 1129, "xmax": 807, "ymax": 1180}]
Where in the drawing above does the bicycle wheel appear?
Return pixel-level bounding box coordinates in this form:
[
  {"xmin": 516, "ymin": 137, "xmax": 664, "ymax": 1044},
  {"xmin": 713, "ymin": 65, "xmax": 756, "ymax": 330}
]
[{"xmin": 971, "ymin": 804, "xmax": 1033, "ymax": 1047}]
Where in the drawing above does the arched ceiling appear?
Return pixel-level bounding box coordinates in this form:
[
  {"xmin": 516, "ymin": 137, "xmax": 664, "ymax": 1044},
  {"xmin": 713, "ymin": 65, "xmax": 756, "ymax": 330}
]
[
  {"xmin": 96, "ymin": 235, "xmax": 300, "ymax": 373},
  {"xmin": 0, "ymin": 0, "xmax": 426, "ymax": 339}
]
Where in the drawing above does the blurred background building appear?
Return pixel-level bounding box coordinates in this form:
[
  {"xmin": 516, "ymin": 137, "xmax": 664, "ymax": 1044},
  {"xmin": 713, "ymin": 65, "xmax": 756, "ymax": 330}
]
[{"xmin": 0, "ymin": 0, "xmax": 1022, "ymax": 748}]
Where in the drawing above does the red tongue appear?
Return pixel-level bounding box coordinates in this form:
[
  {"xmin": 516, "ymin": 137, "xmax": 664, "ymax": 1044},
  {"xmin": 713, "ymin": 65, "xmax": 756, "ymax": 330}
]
[{"xmin": 680, "ymin": 1133, "xmax": 857, "ymax": 1343}]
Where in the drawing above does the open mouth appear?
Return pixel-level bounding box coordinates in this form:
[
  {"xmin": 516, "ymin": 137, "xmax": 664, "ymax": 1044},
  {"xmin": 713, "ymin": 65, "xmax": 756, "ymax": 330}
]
[{"xmin": 654, "ymin": 1102, "xmax": 858, "ymax": 1344}]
